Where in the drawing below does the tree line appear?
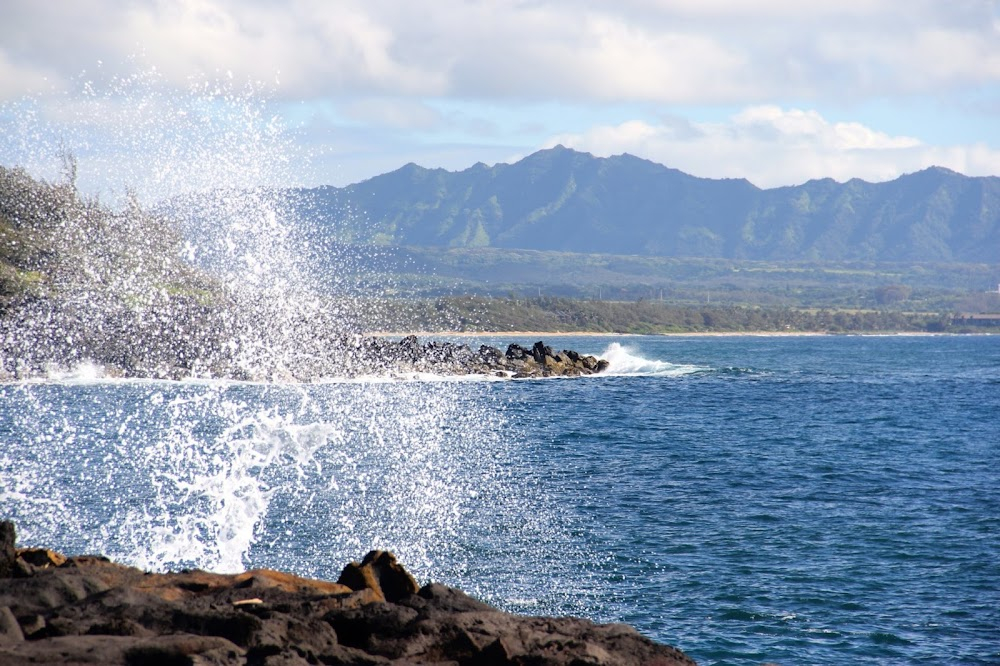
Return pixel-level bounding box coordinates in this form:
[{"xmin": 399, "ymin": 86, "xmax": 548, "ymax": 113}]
[{"xmin": 368, "ymin": 295, "xmax": 958, "ymax": 334}]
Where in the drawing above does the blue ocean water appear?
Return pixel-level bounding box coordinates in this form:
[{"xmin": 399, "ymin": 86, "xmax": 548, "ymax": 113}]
[{"xmin": 2, "ymin": 334, "xmax": 998, "ymax": 665}]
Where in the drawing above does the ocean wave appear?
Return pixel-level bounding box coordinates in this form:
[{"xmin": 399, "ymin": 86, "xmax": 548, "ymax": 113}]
[
  {"xmin": 23, "ymin": 362, "xmax": 510, "ymax": 387},
  {"xmin": 26, "ymin": 345, "xmax": 721, "ymax": 384},
  {"xmin": 599, "ymin": 342, "xmax": 707, "ymax": 377}
]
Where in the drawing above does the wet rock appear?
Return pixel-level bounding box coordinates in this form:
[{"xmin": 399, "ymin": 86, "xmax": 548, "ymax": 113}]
[
  {"xmin": 505, "ymin": 343, "xmax": 529, "ymax": 360},
  {"xmin": 493, "ymin": 340, "xmax": 609, "ymax": 378},
  {"xmin": 0, "ymin": 521, "xmax": 14, "ymax": 578},
  {"xmin": 338, "ymin": 550, "xmax": 420, "ymax": 603},
  {"xmin": 17, "ymin": 547, "xmax": 67, "ymax": 569},
  {"xmin": 336, "ymin": 335, "xmax": 609, "ymax": 379},
  {"xmin": 477, "ymin": 344, "xmax": 504, "ymax": 365},
  {"xmin": 324, "ymin": 581, "xmax": 697, "ymax": 666},
  {"xmin": 0, "ymin": 634, "xmax": 245, "ymax": 666},
  {"xmin": 397, "ymin": 334, "xmax": 422, "ymax": 363},
  {"xmin": 0, "ymin": 524, "xmax": 693, "ymax": 665},
  {"xmin": 0, "ymin": 606, "xmax": 24, "ymax": 645},
  {"xmin": 408, "ymin": 582, "xmax": 497, "ymax": 613},
  {"xmin": 231, "ymin": 568, "xmax": 354, "ymax": 596},
  {"xmin": 531, "ymin": 340, "xmax": 554, "ymax": 363}
]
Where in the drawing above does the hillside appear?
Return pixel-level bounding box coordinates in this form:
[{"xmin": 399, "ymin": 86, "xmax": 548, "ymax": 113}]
[
  {"xmin": 2, "ymin": 163, "xmax": 996, "ymax": 344},
  {"xmin": 297, "ymin": 146, "xmax": 1000, "ymax": 263},
  {"xmin": 0, "ymin": 165, "xmax": 200, "ymax": 307}
]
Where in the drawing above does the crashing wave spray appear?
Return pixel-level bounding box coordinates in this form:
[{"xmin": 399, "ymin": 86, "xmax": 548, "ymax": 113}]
[
  {"xmin": 0, "ymin": 63, "xmax": 391, "ymax": 380},
  {"xmin": 601, "ymin": 342, "xmax": 706, "ymax": 376},
  {"xmin": 0, "ymin": 378, "xmax": 515, "ymax": 578},
  {"xmin": 0, "ymin": 63, "xmax": 540, "ymax": 585}
]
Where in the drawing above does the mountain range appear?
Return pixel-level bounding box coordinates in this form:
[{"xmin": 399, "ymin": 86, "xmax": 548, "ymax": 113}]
[{"xmin": 298, "ymin": 146, "xmax": 1000, "ymax": 263}]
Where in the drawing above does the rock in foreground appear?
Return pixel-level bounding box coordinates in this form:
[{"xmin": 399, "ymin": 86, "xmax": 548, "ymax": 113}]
[{"xmin": 0, "ymin": 521, "xmax": 693, "ymax": 665}]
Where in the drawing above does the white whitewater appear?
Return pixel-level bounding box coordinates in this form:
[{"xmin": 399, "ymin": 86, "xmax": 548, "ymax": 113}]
[
  {"xmin": 0, "ymin": 63, "xmax": 575, "ymax": 596},
  {"xmin": 600, "ymin": 342, "xmax": 706, "ymax": 377}
]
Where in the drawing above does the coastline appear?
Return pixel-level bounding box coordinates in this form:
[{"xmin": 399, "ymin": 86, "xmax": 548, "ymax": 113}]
[
  {"xmin": 374, "ymin": 329, "xmax": 959, "ymax": 338},
  {"xmin": 0, "ymin": 521, "xmax": 696, "ymax": 666}
]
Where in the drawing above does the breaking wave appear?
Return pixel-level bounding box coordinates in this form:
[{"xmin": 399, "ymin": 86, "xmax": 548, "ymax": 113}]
[
  {"xmin": 0, "ymin": 61, "xmax": 602, "ymax": 620},
  {"xmin": 600, "ymin": 342, "xmax": 706, "ymax": 377}
]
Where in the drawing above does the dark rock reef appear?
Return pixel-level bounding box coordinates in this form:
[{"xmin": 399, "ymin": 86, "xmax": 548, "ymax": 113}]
[
  {"xmin": 0, "ymin": 294, "xmax": 610, "ymax": 383},
  {"xmin": 362, "ymin": 337, "xmax": 610, "ymax": 379},
  {"xmin": 0, "ymin": 521, "xmax": 693, "ymax": 665}
]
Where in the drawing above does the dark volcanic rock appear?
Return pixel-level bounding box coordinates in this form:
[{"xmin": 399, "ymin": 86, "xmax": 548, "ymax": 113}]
[
  {"xmin": 494, "ymin": 340, "xmax": 609, "ymax": 378},
  {"xmin": 0, "ymin": 606, "xmax": 23, "ymax": 645},
  {"xmin": 0, "ymin": 522, "xmax": 695, "ymax": 665},
  {"xmin": 0, "ymin": 521, "xmax": 15, "ymax": 578},
  {"xmin": 338, "ymin": 550, "xmax": 421, "ymax": 603},
  {"xmin": 349, "ymin": 337, "xmax": 610, "ymax": 379},
  {"xmin": 531, "ymin": 340, "xmax": 554, "ymax": 363}
]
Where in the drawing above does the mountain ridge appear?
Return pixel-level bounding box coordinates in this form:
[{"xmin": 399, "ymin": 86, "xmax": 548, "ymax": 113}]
[{"xmin": 296, "ymin": 146, "xmax": 1000, "ymax": 263}]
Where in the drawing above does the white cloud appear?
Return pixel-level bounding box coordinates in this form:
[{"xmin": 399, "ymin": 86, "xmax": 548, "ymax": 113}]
[
  {"xmin": 0, "ymin": 51, "xmax": 60, "ymax": 99},
  {"xmin": 1, "ymin": 1, "xmax": 998, "ymax": 187},
  {"xmin": 117, "ymin": 0, "xmax": 448, "ymax": 96},
  {"xmin": 606, "ymin": 0, "xmax": 899, "ymax": 19},
  {"xmin": 545, "ymin": 106, "xmax": 1000, "ymax": 187},
  {"xmin": 1, "ymin": 0, "xmax": 997, "ymax": 104},
  {"xmin": 337, "ymin": 98, "xmax": 442, "ymax": 131},
  {"xmin": 0, "ymin": 0, "xmax": 448, "ymax": 101}
]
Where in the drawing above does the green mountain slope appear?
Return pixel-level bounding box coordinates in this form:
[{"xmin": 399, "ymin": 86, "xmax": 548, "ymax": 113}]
[{"xmin": 298, "ymin": 146, "xmax": 1000, "ymax": 263}]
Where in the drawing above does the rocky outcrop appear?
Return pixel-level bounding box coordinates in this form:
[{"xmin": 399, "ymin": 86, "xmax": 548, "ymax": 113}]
[
  {"xmin": 0, "ymin": 293, "xmax": 609, "ymax": 381},
  {"xmin": 0, "ymin": 520, "xmax": 693, "ymax": 665},
  {"xmin": 505, "ymin": 340, "xmax": 610, "ymax": 378},
  {"xmin": 357, "ymin": 337, "xmax": 610, "ymax": 379},
  {"xmin": 337, "ymin": 550, "xmax": 420, "ymax": 603}
]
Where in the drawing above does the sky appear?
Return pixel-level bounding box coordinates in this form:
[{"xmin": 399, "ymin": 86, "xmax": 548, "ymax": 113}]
[{"xmin": 1, "ymin": 0, "xmax": 999, "ymax": 196}]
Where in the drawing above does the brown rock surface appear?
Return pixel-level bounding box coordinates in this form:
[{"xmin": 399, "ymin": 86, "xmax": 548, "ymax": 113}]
[
  {"xmin": 338, "ymin": 550, "xmax": 421, "ymax": 603},
  {"xmin": 0, "ymin": 521, "xmax": 696, "ymax": 665},
  {"xmin": 0, "ymin": 520, "xmax": 15, "ymax": 578}
]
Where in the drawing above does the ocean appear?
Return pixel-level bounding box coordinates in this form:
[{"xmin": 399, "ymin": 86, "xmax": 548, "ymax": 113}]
[{"xmin": 2, "ymin": 334, "xmax": 998, "ymax": 665}]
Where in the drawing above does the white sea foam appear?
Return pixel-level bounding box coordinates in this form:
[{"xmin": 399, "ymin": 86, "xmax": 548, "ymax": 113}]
[
  {"xmin": 0, "ymin": 61, "xmax": 595, "ymax": 614},
  {"xmin": 600, "ymin": 342, "xmax": 705, "ymax": 377},
  {"xmin": 43, "ymin": 360, "xmax": 108, "ymax": 382}
]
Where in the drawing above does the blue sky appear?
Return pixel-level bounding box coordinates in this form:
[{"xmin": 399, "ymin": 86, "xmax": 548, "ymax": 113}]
[{"xmin": 1, "ymin": 0, "xmax": 999, "ymax": 197}]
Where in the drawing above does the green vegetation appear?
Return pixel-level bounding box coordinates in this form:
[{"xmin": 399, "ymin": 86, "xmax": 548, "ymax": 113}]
[
  {"xmin": 0, "ymin": 162, "xmax": 213, "ymax": 311},
  {"xmin": 359, "ymin": 295, "xmax": 969, "ymax": 335},
  {"xmin": 334, "ymin": 245, "xmax": 1000, "ymax": 313},
  {"xmin": 298, "ymin": 145, "xmax": 1000, "ymax": 263},
  {"xmin": 292, "ymin": 146, "xmax": 999, "ymax": 317},
  {"xmin": 3, "ymin": 158, "xmax": 996, "ymax": 346}
]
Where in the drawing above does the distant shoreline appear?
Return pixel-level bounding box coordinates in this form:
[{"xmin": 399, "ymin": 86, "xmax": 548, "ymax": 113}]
[{"xmin": 374, "ymin": 330, "xmax": 964, "ymax": 338}]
